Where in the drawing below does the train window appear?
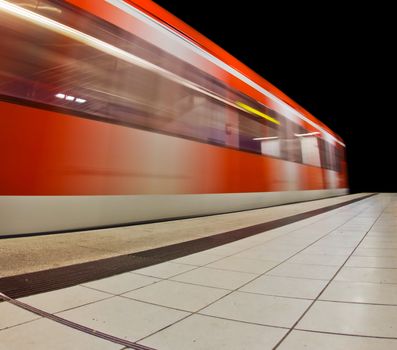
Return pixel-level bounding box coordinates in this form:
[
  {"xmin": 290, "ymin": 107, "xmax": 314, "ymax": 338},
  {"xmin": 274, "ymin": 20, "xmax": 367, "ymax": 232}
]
[
  {"xmin": 330, "ymin": 143, "xmax": 342, "ymax": 172},
  {"xmin": 233, "ymin": 100, "xmax": 279, "ymax": 154},
  {"xmin": 300, "ymin": 134, "xmax": 321, "ymax": 167},
  {"xmin": 0, "ymin": 0, "xmax": 325, "ymax": 167},
  {"xmin": 318, "ymin": 138, "xmax": 343, "ymax": 172},
  {"xmin": 290, "ymin": 125, "xmax": 304, "ymax": 164},
  {"xmin": 333, "ymin": 146, "xmax": 341, "ymax": 173},
  {"xmin": 318, "ymin": 138, "xmax": 327, "ymax": 169},
  {"xmin": 338, "ymin": 145, "xmax": 345, "ymax": 172},
  {"xmin": 329, "ymin": 144, "xmax": 336, "ymax": 170},
  {"xmin": 279, "ymin": 119, "xmax": 304, "ymax": 163}
]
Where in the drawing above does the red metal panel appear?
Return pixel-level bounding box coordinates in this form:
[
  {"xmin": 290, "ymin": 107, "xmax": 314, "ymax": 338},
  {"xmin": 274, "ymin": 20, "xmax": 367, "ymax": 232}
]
[{"xmin": 0, "ymin": 101, "xmax": 331, "ymax": 195}]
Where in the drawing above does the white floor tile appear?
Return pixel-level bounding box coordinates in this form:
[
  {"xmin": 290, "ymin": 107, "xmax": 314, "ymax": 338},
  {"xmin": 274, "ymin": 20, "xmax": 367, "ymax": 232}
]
[
  {"xmin": 58, "ymin": 296, "xmax": 188, "ymax": 342},
  {"xmin": 19, "ymin": 286, "xmax": 110, "ymax": 314},
  {"xmin": 359, "ymin": 241, "xmax": 397, "ymax": 249},
  {"xmin": 171, "ymin": 267, "xmax": 256, "ymax": 290},
  {"xmin": 335, "ymin": 266, "xmax": 397, "ymax": 284},
  {"xmin": 367, "ymin": 231, "xmax": 397, "ymax": 237},
  {"xmin": 171, "ymin": 252, "xmax": 223, "ymax": 266},
  {"xmin": 200, "ymin": 291, "xmax": 311, "ymax": 327},
  {"xmin": 82, "ymin": 273, "xmax": 159, "ymax": 294},
  {"xmin": 354, "ymin": 248, "xmax": 397, "ymax": 257},
  {"xmin": 327, "ymin": 233, "xmax": 365, "ymax": 241},
  {"xmin": 133, "ymin": 262, "xmax": 196, "ymax": 278},
  {"xmin": 261, "ymin": 241, "xmax": 307, "ymax": 250},
  {"xmin": 287, "ymin": 254, "xmax": 347, "ymax": 266},
  {"xmin": 346, "ymin": 256, "xmax": 397, "ymax": 268},
  {"xmin": 234, "ymin": 248, "xmax": 298, "ymax": 261},
  {"xmin": 217, "ymin": 239, "xmax": 261, "ymax": 250},
  {"xmin": 278, "ymin": 330, "xmax": 397, "ymax": 350},
  {"xmin": 320, "ymin": 280, "xmax": 397, "ymax": 304},
  {"xmin": 206, "ymin": 256, "xmax": 278, "ymax": 274},
  {"xmin": 269, "ymin": 238, "xmax": 316, "ymax": 247},
  {"xmin": 0, "ymin": 318, "xmax": 120, "ymax": 350},
  {"xmin": 337, "ymin": 226, "xmax": 369, "ymax": 232},
  {"xmin": 307, "ymin": 238, "xmax": 360, "ymax": 248},
  {"xmin": 0, "ymin": 302, "xmax": 39, "ymax": 330},
  {"xmin": 204, "ymin": 242, "xmax": 255, "ymax": 256},
  {"xmin": 297, "ymin": 300, "xmax": 397, "ymax": 337},
  {"xmin": 363, "ymin": 237, "xmax": 397, "ymax": 244},
  {"xmin": 303, "ymin": 246, "xmax": 353, "ymax": 256},
  {"xmin": 371, "ymin": 228, "xmax": 397, "ymax": 234},
  {"xmin": 267, "ymin": 263, "xmax": 338, "ymax": 280},
  {"xmin": 123, "ymin": 280, "xmax": 228, "ymax": 312},
  {"xmin": 240, "ymin": 275, "xmax": 327, "ymax": 299},
  {"xmin": 140, "ymin": 314, "xmax": 287, "ymax": 350}
]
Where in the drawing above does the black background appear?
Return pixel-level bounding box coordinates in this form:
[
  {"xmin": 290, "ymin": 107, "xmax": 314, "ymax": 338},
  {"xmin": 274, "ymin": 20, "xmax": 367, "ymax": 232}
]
[{"xmin": 154, "ymin": 1, "xmax": 395, "ymax": 193}]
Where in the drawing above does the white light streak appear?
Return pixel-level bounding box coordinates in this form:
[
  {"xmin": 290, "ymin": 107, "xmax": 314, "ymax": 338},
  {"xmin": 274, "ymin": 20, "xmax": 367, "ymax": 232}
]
[
  {"xmin": 253, "ymin": 136, "xmax": 279, "ymax": 141},
  {"xmin": 0, "ymin": 0, "xmax": 245, "ymax": 114},
  {"xmin": 294, "ymin": 132, "xmax": 321, "ymax": 137}
]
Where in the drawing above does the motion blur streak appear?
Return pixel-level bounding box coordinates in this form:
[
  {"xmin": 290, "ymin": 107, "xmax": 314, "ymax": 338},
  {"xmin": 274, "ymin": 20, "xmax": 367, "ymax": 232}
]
[
  {"xmin": 0, "ymin": 0, "xmax": 250, "ymax": 115},
  {"xmin": 236, "ymin": 101, "xmax": 280, "ymax": 125},
  {"xmin": 108, "ymin": 0, "xmax": 345, "ymax": 147},
  {"xmin": 0, "ymin": 0, "xmax": 347, "ymax": 235}
]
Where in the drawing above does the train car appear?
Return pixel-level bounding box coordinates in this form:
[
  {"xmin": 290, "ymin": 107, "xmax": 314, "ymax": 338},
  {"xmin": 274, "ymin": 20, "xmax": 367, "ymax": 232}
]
[{"xmin": 0, "ymin": 0, "xmax": 348, "ymax": 236}]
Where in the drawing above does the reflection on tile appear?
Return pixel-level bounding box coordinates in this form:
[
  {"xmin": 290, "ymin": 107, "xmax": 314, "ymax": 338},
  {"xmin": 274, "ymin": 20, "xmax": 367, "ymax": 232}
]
[
  {"xmin": 321, "ymin": 280, "xmax": 397, "ymax": 304},
  {"xmin": 171, "ymin": 267, "xmax": 256, "ymax": 290},
  {"xmin": 297, "ymin": 300, "xmax": 397, "ymax": 337},
  {"xmin": 278, "ymin": 330, "xmax": 397, "ymax": 350},
  {"xmin": 19, "ymin": 286, "xmax": 109, "ymax": 314},
  {"xmin": 0, "ymin": 302, "xmax": 39, "ymax": 330},
  {"xmin": 123, "ymin": 280, "xmax": 228, "ymax": 312},
  {"xmin": 140, "ymin": 314, "xmax": 287, "ymax": 350},
  {"xmin": 133, "ymin": 262, "xmax": 196, "ymax": 278},
  {"xmin": 82, "ymin": 273, "xmax": 159, "ymax": 295},
  {"xmin": 59, "ymin": 296, "xmax": 188, "ymax": 341},
  {"xmin": 0, "ymin": 318, "xmax": 120, "ymax": 350},
  {"xmin": 240, "ymin": 275, "xmax": 327, "ymax": 299},
  {"xmin": 201, "ymin": 291, "xmax": 311, "ymax": 327}
]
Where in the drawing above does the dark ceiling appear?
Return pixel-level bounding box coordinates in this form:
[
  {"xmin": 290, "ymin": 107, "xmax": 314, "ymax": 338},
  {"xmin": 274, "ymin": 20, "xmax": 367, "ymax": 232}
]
[{"xmin": 154, "ymin": 1, "xmax": 395, "ymax": 192}]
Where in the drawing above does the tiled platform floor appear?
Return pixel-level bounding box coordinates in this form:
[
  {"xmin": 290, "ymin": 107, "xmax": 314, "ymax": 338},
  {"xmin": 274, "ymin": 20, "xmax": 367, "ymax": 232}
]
[{"xmin": 1, "ymin": 193, "xmax": 396, "ymax": 349}]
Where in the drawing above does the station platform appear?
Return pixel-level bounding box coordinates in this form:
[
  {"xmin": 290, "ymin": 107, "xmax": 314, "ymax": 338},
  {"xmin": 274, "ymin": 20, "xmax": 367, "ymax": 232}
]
[{"xmin": 1, "ymin": 193, "xmax": 396, "ymax": 349}]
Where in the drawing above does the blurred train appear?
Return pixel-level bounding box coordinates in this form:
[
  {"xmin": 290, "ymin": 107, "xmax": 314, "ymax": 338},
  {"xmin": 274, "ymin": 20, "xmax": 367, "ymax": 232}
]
[{"xmin": 0, "ymin": 0, "xmax": 347, "ymax": 235}]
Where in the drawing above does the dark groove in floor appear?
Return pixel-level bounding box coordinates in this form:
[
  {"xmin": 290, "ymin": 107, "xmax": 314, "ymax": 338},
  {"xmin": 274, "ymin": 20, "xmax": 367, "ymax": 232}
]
[{"xmin": 0, "ymin": 194, "xmax": 375, "ymax": 299}]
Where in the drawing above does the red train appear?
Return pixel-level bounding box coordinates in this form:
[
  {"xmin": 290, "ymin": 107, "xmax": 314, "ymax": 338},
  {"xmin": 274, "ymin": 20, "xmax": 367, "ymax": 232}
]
[{"xmin": 0, "ymin": 0, "xmax": 347, "ymax": 235}]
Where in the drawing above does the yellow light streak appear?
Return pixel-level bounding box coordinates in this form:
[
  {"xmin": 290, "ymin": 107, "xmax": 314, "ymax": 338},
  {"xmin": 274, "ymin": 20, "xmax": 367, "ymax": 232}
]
[{"xmin": 236, "ymin": 101, "xmax": 280, "ymax": 125}]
